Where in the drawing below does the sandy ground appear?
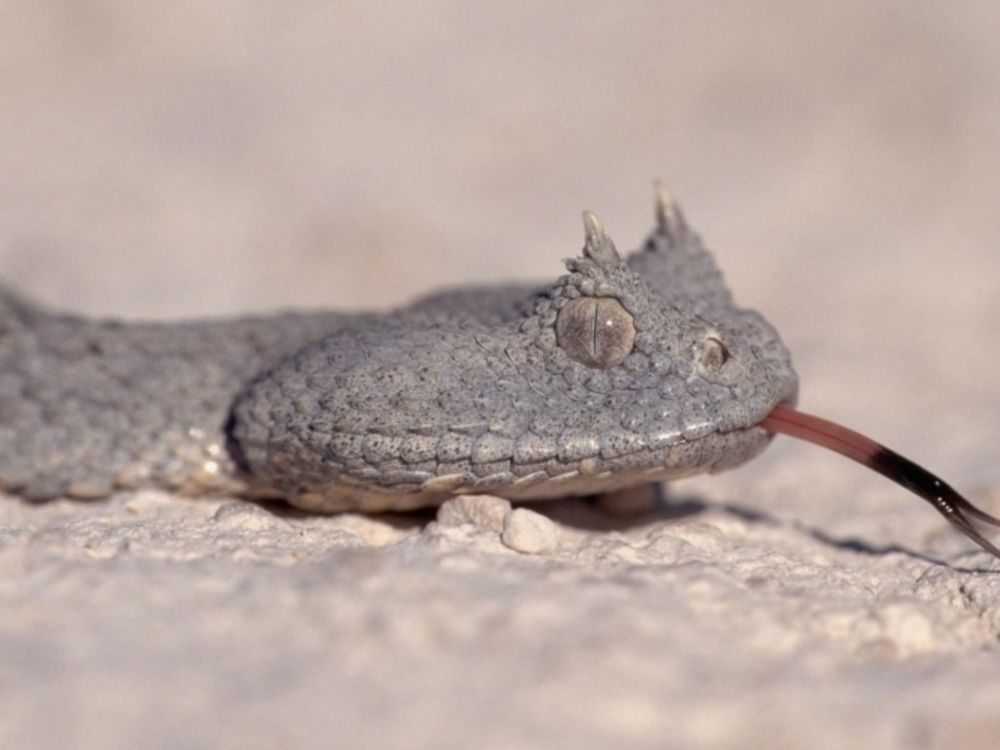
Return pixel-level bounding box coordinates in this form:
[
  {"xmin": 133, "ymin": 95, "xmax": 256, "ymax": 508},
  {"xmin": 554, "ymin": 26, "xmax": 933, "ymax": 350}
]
[{"xmin": 2, "ymin": 3, "xmax": 1000, "ymax": 748}]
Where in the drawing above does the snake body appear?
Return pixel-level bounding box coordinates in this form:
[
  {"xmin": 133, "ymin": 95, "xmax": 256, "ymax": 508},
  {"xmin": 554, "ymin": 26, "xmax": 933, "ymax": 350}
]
[{"xmin": 0, "ymin": 195, "xmax": 798, "ymax": 511}]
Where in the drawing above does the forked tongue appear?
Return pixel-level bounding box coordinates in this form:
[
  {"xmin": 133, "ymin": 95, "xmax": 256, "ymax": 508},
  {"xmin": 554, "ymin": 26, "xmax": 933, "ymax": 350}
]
[{"xmin": 761, "ymin": 405, "xmax": 1000, "ymax": 558}]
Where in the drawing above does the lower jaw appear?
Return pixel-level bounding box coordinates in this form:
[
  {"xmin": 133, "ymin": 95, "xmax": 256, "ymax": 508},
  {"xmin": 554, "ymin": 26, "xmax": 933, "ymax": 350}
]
[{"xmin": 280, "ymin": 425, "xmax": 773, "ymax": 514}]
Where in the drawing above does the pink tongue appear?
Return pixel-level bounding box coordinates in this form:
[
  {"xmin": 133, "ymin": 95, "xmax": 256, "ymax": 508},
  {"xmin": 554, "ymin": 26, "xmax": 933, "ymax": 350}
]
[{"xmin": 761, "ymin": 405, "xmax": 1000, "ymax": 558}]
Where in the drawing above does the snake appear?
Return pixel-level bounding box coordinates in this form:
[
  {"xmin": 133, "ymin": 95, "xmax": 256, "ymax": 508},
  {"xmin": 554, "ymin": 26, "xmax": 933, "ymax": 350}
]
[{"xmin": 2, "ymin": 187, "xmax": 998, "ymax": 557}]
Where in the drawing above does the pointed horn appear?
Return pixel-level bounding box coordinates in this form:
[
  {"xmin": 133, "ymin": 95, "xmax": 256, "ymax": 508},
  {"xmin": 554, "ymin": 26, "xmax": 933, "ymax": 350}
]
[
  {"xmin": 581, "ymin": 210, "xmax": 622, "ymax": 265},
  {"xmin": 654, "ymin": 180, "xmax": 687, "ymax": 239}
]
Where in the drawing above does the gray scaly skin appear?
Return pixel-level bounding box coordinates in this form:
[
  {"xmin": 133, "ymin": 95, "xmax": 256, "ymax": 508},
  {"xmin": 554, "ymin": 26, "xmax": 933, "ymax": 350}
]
[{"xmin": 0, "ymin": 191, "xmax": 798, "ymax": 512}]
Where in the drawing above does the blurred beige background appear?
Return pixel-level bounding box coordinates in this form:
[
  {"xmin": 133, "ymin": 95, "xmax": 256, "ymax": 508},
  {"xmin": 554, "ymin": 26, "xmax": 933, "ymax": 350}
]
[{"xmin": 2, "ymin": 3, "xmax": 1000, "ymax": 749}]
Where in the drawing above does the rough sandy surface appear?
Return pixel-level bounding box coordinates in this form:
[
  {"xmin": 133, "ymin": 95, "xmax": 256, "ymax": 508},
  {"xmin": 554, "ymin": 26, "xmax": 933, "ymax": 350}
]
[{"xmin": 2, "ymin": 3, "xmax": 1000, "ymax": 749}]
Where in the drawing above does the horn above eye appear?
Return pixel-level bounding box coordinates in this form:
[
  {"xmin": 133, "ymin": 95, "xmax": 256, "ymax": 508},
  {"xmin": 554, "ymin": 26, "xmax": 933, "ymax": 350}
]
[{"xmin": 556, "ymin": 297, "xmax": 636, "ymax": 368}]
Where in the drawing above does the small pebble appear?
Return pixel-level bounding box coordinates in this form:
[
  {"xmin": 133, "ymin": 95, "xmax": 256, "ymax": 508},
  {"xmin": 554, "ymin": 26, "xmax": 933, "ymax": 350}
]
[
  {"xmin": 436, "ymin": 495, "xmax": 511, "ymax": 533},
  {"xmin": 501, "ymin": 507, "xmax": 559, "ymax": 554},
  {"xmin": 123, "ymin": 490, "xmax": 175, "ymax": 514},
  {"xmin": 212, "ymin": 501, "xmax": 282, "ymax": 531}
]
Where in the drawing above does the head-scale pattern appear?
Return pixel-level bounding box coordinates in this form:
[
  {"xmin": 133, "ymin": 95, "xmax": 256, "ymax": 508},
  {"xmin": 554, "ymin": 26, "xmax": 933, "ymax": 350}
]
[{"xmin": 231, "ymin": 191, "xmax": 799, "ymax": 511}]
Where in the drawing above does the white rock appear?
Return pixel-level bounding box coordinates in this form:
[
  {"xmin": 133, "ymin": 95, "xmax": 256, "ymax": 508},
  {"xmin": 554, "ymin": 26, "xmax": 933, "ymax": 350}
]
[
  {"xmin": 501, "ymin": 507, "xmax": 559, "ymax": 554},
  {"xmin": 212, "ymin": 500, "xmax": 283, "ymax": 531},
  {"xmin": 436, "ymin": 494, "xmax": 511, "ymax": 533}
]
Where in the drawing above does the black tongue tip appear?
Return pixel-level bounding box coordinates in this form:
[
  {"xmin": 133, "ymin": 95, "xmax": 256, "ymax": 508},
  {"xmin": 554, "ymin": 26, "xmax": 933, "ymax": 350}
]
[{"xmin": 868, "ymin": 445, "xmax": 1000, "ymax": 558}]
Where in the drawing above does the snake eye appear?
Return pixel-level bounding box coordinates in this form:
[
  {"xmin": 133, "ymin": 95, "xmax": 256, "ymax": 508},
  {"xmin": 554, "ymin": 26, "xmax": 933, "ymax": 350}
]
[
  {"xmin": 556, "ymin": 297, "xmax": 636, "ymax": 368},
  {"xmin": 698, "ymin": 335, "xmax": 730, "ymax": 372}
]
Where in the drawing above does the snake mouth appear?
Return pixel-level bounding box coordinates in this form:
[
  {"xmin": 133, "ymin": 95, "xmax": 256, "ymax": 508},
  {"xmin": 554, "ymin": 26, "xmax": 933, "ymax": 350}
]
[{"xmin": 760, "ymin": 404, "xmax": 1000, "ymax": 559}]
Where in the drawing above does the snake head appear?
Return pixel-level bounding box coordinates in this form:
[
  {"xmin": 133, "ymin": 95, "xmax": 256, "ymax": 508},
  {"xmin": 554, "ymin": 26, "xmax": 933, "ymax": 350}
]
[{"xmin": 231, "ymin": 200, "xmax": 798, "ymax": 511}]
